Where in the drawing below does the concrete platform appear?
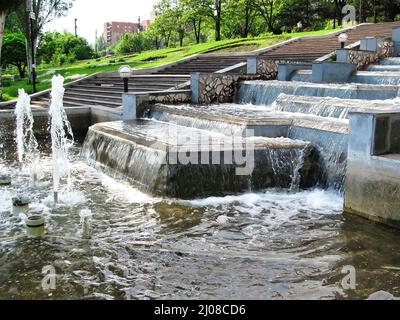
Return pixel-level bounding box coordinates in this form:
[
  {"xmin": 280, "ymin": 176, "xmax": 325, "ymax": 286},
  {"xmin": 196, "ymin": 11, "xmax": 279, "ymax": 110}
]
[{"xmin": 83, "ymin": 120, "xmax": 322, "ymax": 199}]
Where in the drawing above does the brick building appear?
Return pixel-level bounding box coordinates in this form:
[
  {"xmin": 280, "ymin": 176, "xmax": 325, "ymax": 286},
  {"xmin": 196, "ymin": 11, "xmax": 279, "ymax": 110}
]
[{"xmin": 103, "ymin": 20, "xmax": 152, "ymax": 47}]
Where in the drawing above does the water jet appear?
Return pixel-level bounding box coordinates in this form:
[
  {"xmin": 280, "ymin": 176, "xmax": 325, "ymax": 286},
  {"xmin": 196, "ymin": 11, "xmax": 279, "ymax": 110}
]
[{"xmin": 79, "ymin": 209, "xmax": 93, "ymax": 239}]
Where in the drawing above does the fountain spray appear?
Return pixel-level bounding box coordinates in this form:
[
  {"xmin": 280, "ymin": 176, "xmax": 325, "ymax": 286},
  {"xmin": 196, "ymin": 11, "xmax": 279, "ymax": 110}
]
[
  {"xmin": 48, "ymin": 75, "xmax": 74, "ymax": 204},
  {"xmin": 79, "ymin": 209, "xmax": 93, "ymax": 239},
  {"xmin": 14, "ymin": 89, "xmax": 39, "ymax": 183}
]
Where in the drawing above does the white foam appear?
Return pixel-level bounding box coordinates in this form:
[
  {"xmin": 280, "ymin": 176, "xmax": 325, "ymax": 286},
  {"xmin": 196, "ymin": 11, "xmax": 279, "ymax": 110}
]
[
  {"xmin": 216, "ymin": 215, "xmax": 229, "ymax": 225},
  {"xmin": 186, "ymin": 189, "xmax": 343, "ymax": 227},
  {"xmin": 100, "ymin": 175, "xmax": 155, "ymax": 204}
]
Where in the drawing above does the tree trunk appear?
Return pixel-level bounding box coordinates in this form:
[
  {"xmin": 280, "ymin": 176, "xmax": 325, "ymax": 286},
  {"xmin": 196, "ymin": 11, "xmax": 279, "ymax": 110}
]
[
  {"xmin": 193, "ymin": 19, "xmax": 201, "ymax": 44},
  {"xmin": 335, "ymin": 0, "xmax": 342, "ymax": 26},
  {"xmin": 0, "ymin": 10, "xmax": 8, "ymax": 100},
  {"xmin": 179, "ymin": 31, "xmax": 184, "ymax": 47},
  {"xmin": 243, "ymin": 6, "xmax": 250, "ymax": 38},
  {"xmin": 215, "ymin": 0, "xmax": 222, "ymax": 41},
  {"xmin": 215, "ymin": 16, "xmax": 221, "ymax": 41},
  {"xmin": 268, "ymin": 1, "xmax": 274, "ymax": 32},
  {"xmin": 16, "ymin": 64, "xmax": 26, "ymax": 78},
  {"xmin": 26, "ymin": 41, "xmax": 32, "ymax": 82}
]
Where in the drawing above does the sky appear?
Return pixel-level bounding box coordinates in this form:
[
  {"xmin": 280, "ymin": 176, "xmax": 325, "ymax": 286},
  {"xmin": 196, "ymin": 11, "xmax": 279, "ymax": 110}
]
[{"xmin": 45, "ymin": 0, "xmax": 157, "ymax": 44}]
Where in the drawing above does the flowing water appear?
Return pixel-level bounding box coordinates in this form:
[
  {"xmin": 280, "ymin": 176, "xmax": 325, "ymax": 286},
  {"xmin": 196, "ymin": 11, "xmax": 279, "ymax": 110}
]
[
  {"xmin": 2, "ymin": 70, "xmax": 400, "ymax": 300},
  {"xmin": 1, "ymin": 145, "xmax": 400, "ymax": 300}
]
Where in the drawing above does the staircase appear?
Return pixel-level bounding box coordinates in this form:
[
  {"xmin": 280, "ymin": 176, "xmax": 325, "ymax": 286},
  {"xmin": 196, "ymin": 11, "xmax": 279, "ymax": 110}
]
[
  {"xmin": 31, "ymin": 74, "xmax": 190, "ymax": 109},
  {"xmin": 3, "ymin": 22, "xmax": 399, "ymax": 110},
  {"xmin": 261, "ymin": 22, "xmax": 399, "ymax": 62},
  {"xmin": 154, "ymin": 54, "xmax": 250, "ymax": 74}
]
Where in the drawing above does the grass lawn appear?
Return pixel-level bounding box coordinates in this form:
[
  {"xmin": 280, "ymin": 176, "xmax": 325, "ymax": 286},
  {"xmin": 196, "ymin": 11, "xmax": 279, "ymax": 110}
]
[{"xmin": 1, "ymin": 28, "xmax": 341, "ymax": 101}]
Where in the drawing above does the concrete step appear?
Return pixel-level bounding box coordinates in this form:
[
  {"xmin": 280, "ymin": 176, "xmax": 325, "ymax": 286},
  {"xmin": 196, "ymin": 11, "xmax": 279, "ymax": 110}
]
[
  {"xmin": 86, "ymin": 120, "xmax": 319, "ymax": 199},
  {"xmin": 64, "ymin": 91, "xmax": 122, "ymax": 102},
  {"xmin": 63, "ymin": 96, "xmax": 122, "ymax": 107},
  {"xmin": 378, "ymin": 57, "xmax": 400, "ymax": 65},
  {"xmin": 367, "ymin": 65, "xmax": 400, "ymax": 72},
  {"xmin": 351, "ymin": 71, "xmax": 400, "ymax": 85},
  {"xmin": 92, "ymin": 76, "xmax": 189, "ymax": 82}
]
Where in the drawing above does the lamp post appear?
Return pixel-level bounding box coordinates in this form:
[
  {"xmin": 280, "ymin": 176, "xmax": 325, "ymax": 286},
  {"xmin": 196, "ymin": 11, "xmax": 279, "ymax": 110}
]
[
  {"xmin": 26, "ymin": 0, "xmax": 37, "ymax": 93},
  {"xmin": 338, "ymin": 33, "xmax": 349, "ymax": 49},
  {"xmin": 119, "ymin": 66, "xmax": 132, "ymax": 93}
]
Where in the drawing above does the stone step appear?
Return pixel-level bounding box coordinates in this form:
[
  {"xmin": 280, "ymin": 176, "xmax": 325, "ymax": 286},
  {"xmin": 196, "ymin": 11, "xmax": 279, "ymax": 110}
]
[
  {"xmin": 84, "ymin": 120, "xmax": 319, "ymax": 199},
  {"xmin": 63, "ymin": 95, "xmax": 122, "ymax": 107},
  {"xmin": 64, "ymin": 91, "xmax": 122, "ymax": 102},
  {"xmin": 81, "ymin": 82, "xmax": 179, "ymax": 89},
  {"xmin": 273, "ymin": 93, "xmax": 400, "ymax": 119},
  {"xmin": 88, "ymin": 78, "xmax": 187, "ymax": 84},
  {"xmin": 378, "ymin": 57, "xmax": 400, "ymax": 65},
  {"xmin": 69, "ymin": 85, "xmax": 177, "ymax": 93},
  {"xmin": 367, "ymin": 65, "xmax": 400, "ymax": 72},
  {"xmin": 351, "ymin": 71, "xmax": 400, "ymax": 85},
  {"xmin": 94, "ymin": 76, "xmax": 189, "ymax": 81}
]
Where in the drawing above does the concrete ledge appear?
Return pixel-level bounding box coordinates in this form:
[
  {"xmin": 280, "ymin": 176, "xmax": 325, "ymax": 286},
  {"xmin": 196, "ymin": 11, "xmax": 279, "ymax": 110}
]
[
  {"xmin": 360, "ymin": 37, "xmax": 378, "ymax": 51},
  {"xmin": 278, "ymin": 63, "xmax": 312, "ymax": 81},
  {"xmin": 392, "ymin": 26, "xmax": 400, "ymax": 56},
  {"xmin": 123, "ymin": 89, "xmax": 192, "ymax": 119},
  {"xmin": 312, "ymin": 61, "xmax": 356, "ymax": 83},
  {"xmin": 345, "ymin": 110, "xmax": 400, "ymax": 228}
]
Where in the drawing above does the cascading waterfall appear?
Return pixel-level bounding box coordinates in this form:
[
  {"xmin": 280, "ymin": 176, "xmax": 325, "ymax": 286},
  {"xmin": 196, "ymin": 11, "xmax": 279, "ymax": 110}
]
[
  {"xmin": 82, "ymin": 128, "xmax": 166, "ymax": 194},
  {"xmin": 351, "ymin": 72, "xmax": 400, "ymax": 86},
  {"xmin": 289, "ymin": 148, "xmax": 307, "ymax": 192},
  {"xmin": 149, "ymin": 111, "xmax": 247, "ymax": 136},
  {"xmin": 272, "ymin": 94, "xmax": 350, "ymax": 119},
  {"xmin": 288, "ymin": 127, "xmax": 347, "ymax": 192},
  {"xmin": 265, "ymin": 147, "xmax": 310, "ymax": 191},
  {"xmin": 48, "ymin": 75, "xmax": 74, "ymax": 203},
  {"xmin": 235, "ymin": 80, "xmax": 399, "ymax": 106}
]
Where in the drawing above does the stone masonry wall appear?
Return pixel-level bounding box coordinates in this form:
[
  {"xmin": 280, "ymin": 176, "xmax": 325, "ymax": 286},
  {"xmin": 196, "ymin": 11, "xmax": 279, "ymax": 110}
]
[
  {"xmin": 150, "ymin": 91, "xmax": 191, "ymax": 104},
  {"xmin": 255, "ymin": 57, "xmax": 306, "ymax": 80},
  {"xmin": 198, "ymin": 74, "xmax": 241, "ymax": 105},
  {"xmin": 348, "ymin": 41, "xmax": 394, "ymax": 70}
]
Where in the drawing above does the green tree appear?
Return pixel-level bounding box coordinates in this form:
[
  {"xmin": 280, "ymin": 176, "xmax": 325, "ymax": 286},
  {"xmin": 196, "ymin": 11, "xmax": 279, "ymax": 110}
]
[
  {"xmin": 223, "ymin": 0, "xmax": 257, "ymax": 38},
  {"xmin": 153, "ymin": 0, "xmax": 178, "ymax": 47},
  {"xmin": 1, "ymin": 32, "xmax": 27, "ymax": 78},
  {"xmin": 180, "ymin": 0, "xmax": 210, "ymax": 43},
  {"xmin": 96, "ymin": 35, "xmax": 106, "ymax": 52},
  {"xmin": 14, "ymin": 0, "xmax": 74, "ymax": 77},
  {"xmin": 5, "ymin": 11, "xmax": 21, "ymax": 33},
  {"xmin": 250, "ymin": 0, "xmax": 281, "ymax": 33},
  {"xmin": 1, "ymin": 0, "xmax": 24, "ymax": 100},
  {"xmin": 114, "ymin": 32, "xmax": 153, "ymax": 54},
  {"xmin": 37, "ymin": 31, "xmax": 93, "ymax": 65}
]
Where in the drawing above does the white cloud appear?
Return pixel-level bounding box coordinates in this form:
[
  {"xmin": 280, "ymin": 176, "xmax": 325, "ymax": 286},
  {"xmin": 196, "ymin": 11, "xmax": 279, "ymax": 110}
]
[{"xmin": 44, "ymin": 0, "xmax": 157, "ymax": 44}]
